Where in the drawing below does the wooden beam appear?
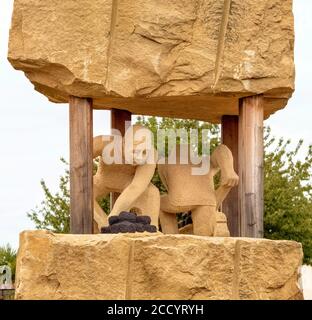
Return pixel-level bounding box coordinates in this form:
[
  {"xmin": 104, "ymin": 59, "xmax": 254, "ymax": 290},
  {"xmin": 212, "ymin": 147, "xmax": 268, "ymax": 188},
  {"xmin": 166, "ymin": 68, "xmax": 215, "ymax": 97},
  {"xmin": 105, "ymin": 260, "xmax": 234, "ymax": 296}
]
[
  {"xmin": 110, "ymin": 109, "xmax": 132, "ymax": 208},
  {"xmin": 111, "ymin": 109, "xmax": 132, "ymax": 134},
  {"xmin": 238, "ymin": 95, "xmax": 264, "ymax": 238},
  {"xmin": 69, "ymin": 96, "xmax": 94, "ymax": 234},
  {"xmin": 221, "ymin": 115, "xmax": 240, "ymax": 237}
]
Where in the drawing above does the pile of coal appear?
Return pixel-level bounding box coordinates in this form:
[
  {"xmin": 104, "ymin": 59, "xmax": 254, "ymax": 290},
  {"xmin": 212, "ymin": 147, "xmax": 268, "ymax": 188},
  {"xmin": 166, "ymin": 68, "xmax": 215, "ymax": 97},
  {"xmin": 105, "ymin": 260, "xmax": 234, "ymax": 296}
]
[{"xmin": 101, "ymin": 211, "xmax": 157, "ymax": 234}]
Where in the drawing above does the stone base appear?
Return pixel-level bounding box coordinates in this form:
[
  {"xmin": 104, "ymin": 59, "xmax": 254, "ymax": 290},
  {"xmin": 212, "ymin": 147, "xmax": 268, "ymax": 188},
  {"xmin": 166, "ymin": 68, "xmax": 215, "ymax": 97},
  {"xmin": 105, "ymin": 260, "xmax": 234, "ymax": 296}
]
[{"xmin": 15, "ymin": 231, "xmax": 303, "ymax": 300}]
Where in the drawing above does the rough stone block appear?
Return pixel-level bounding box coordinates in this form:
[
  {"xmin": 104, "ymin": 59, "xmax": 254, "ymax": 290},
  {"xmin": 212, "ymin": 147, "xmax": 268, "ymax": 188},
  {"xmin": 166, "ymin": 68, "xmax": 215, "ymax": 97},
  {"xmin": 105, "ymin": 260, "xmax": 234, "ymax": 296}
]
[
  {"xmin": 15, "ymin": 231, "xmax": 303, "ymax": 300},
  {"xmin": 8, "ymin": 0, "xmax": 294, "ymax": 122}
]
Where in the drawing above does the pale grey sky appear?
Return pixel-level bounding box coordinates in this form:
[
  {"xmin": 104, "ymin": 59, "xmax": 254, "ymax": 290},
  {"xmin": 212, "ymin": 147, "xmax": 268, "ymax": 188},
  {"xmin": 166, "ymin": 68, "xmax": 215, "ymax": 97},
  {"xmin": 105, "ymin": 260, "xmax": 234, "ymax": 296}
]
[{"xmin": 0, "ymin": 0, "xmax": 311, "ymax": 248}]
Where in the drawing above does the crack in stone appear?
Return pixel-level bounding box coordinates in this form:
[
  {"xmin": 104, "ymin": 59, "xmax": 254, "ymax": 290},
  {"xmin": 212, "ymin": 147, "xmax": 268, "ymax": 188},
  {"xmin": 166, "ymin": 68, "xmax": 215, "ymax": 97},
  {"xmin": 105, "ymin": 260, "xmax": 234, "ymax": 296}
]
[
  {"xmin": 125, "ymin": 241, "xmax": 134, "ymax": 300},
  {"xmin": 232, "ymin": 239, "xmax": 241, "ymax": 300},
  {"xmin": 105, "ymin": 0, "xmax": 119, "ymax": 92},
  {"xmin": 213, "ymin": 0, "xmax": 232, "ymax": 89}
]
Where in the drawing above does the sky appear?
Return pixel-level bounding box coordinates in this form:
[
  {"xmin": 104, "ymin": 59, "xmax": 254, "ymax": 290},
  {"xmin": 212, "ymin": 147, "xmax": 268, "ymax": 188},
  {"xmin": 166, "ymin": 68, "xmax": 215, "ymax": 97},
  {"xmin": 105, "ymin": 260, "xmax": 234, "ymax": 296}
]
[{"xmin": 0, "ymin": 0, "xmax": 312, "ymax": 249}]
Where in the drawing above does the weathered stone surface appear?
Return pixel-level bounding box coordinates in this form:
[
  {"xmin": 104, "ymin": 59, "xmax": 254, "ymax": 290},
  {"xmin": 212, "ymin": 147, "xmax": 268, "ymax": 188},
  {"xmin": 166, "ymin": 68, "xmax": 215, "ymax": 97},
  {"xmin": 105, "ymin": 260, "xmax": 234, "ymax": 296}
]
[
  {"xmin": 8, "ymin": 0, "xmax": 294, "ymax": 123},
  {"xmin": 15, "ymin": 230, "xmax": 303, "ymax": 300}
]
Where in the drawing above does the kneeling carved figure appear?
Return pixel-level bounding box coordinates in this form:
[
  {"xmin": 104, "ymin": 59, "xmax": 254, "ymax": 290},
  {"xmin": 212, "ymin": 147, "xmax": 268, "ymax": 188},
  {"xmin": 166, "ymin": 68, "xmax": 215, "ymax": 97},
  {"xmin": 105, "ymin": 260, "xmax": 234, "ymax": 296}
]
[{"xmin": 158, "ymin": 144, "xmax": 239, "ymax": 236}]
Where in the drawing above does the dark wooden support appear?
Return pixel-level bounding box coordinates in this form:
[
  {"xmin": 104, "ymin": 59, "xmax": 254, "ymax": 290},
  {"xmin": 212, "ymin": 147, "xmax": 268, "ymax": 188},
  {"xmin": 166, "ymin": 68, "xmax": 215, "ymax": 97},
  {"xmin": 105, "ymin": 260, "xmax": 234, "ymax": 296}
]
[
  {"xmin": 110, "ymin": 109, "xmax": 132, "ymax": 208},
  {"xmin": 69, "ymin": 96, "xmax": 94, "ymax": 234},
  {"xmin": 111, "ymin": 109, "xmax": 132, "ymax": 134},
  {"xmin": 221, "ymin": 115, "xmax": 240, "ymax": 237},
  {"xmin": 238, "ymin": 95, "xmax": 264, "ymax": 238}
]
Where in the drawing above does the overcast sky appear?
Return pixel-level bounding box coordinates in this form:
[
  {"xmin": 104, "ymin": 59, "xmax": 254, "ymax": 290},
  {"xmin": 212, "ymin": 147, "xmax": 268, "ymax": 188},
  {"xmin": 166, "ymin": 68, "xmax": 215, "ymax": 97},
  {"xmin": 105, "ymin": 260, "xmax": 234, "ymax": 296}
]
[{"xmin": 1, "ymin": 0, "xmax": 312, "ymax": 248}]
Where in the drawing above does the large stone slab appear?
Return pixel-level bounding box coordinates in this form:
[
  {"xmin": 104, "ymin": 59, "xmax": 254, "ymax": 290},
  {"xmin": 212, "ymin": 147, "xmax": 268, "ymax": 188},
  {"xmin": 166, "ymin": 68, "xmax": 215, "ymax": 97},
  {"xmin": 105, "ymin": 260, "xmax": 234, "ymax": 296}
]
[
  {"xmin": 8, "ymin": 0, "xmax": 294, "ymax": 123},
  {"xmin": 15, "ymin": 230, "xmax": 303, "ymax": 300}
]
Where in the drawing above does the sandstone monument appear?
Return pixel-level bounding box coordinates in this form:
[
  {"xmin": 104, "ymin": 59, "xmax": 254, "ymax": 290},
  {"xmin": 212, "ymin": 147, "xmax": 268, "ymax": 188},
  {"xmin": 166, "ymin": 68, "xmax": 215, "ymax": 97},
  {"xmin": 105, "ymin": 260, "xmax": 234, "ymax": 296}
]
[{"xmin": 8, "ymin": 0, "xmax": 303, "ymax": 300}]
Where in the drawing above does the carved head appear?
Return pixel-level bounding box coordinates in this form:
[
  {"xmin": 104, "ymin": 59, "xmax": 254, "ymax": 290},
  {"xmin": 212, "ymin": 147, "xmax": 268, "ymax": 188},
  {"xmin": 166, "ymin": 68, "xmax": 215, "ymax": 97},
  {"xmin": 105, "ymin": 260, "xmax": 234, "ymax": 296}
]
[{"xmin": 124, "ymin": 125, "xmax": 155, "ymax": 165}]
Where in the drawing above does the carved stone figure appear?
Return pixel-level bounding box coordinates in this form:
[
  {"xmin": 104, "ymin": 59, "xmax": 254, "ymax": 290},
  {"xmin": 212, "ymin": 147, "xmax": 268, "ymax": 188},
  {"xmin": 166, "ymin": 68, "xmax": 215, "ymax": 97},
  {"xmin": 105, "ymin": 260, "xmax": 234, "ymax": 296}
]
[
  {"xmin": 158, "ymin": 144, "xmax": 239, "ymax": 236},
  {"xmin": 0, "ymin": 266, "xmax": 13, "ymax": 290},
  {"xmin": 93, "ymin": 125, "xmax": 159, "ymax": 232}
]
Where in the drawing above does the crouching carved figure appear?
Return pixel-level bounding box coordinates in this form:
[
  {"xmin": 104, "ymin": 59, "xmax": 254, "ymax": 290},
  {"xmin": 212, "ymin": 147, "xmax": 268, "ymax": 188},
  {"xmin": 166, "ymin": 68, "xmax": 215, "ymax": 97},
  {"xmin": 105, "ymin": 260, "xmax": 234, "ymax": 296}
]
[
  {"xmin": 93, "ymin": 125, "xmax": 160, "ymax": 233},
  {"xmin": 158, "ymin": 144, "xmax": 239, "ymax": 236}
]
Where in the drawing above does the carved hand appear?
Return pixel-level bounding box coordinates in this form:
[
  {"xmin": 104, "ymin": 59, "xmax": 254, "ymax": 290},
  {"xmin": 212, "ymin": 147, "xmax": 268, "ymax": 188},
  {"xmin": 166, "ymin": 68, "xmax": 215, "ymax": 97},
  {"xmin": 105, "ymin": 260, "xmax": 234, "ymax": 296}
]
[{"xmin": 220, "ymin": 171, "xmax": 239, "ymax": 188}]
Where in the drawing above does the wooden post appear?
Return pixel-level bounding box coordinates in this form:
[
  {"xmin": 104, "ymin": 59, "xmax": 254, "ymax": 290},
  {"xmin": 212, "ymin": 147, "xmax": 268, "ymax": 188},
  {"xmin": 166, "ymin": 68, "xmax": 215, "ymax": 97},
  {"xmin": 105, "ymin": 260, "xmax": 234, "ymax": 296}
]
[
  {"xmin": 110, "ymin": 109, "xmax": 132, "ymax": 208},
  {"xmin": 69, "ymin": 96, "xmax": 94, "ymax": 234},
  {"xmin": 111, "ymin": 109, "xmax": 132, "ymax": 134},
  {"xmin": 238, "ymin": 95, "xmax": 264, "ymax": 238},
  {"xmin": 221, "ymin": 115, "xmax": 240, "ymax": 236}
]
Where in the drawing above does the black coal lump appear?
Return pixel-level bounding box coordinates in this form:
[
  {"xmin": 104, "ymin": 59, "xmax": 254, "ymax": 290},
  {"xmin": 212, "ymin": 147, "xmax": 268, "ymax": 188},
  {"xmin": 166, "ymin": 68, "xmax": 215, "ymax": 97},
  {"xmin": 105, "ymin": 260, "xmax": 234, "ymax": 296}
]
[
  {"xmin": 101, "ymin": 226, "xmax": 111, "ymax": 234},
  {"xmin": 143, "ymin": 224, "xmax": 157, "ymax": 233},
  {"xmin": 135, "ymin": 223, "xmax": 145, "ymax": 232},
  {"xmin": 119, "ymin": 211, "xmax": 137, "ymax": 223},
  {"xmin": 108, "ymin": 215, "xmax": 120, "ymax": 225},
  {"xmin": 110, "ymin": 220, "xmax": 136, "ymax": 233},
  {"xmin": 136, "ymin": 215, "xmax": 151, "ymax": 225}
]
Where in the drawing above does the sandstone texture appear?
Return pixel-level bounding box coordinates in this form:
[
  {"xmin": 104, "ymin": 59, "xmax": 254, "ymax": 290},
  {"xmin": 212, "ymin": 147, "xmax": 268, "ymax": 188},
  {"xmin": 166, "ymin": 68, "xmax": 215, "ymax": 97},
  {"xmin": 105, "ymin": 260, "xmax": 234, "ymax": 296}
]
[
  {"xmin": 15, "ymin": 230, "xmax": 303, "ymax": 300},
  {"xmin": 8, "ymin": 0, "xmax": 294, "ymax": 123}
]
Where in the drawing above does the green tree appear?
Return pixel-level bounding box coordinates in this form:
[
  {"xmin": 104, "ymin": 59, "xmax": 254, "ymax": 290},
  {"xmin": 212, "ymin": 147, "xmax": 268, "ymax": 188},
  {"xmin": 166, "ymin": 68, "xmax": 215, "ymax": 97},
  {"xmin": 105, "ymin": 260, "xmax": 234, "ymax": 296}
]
[
  {"xmin": 27, "ymin": 158, "xmax": 110, "ymax": 233},
  {"xmin": 264, "ymin": 127, "xmax": 312, "ymax": 264},
  {"xmin": 136, "ymin": 116, "xmax": 220, "ymax": 153},
  {"xmin": 27, "ymin": 158, "xmax": 71, "ymax": 233},
  {"xmin": 28, "ymin": 117, "xmax": 312, "ymax": 264},
  {"xmin": 0, "ymin": 244, "xmax": 17, "ymax": 281}
]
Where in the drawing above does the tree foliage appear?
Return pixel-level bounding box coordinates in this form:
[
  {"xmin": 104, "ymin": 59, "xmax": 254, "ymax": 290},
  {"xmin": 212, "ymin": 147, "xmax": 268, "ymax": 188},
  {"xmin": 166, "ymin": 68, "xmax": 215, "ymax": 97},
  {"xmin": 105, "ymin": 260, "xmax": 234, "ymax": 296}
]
[
  {"xmin": 27, "ymin": 158, "xmax": 110, "ymax": 234},
  {"xmin": 27, "ymin": 117, "xmax": 312, "ymax": 264},
  {"xmin": 27, "ymin": 158, "xmax": 70, "ymax": 233},
  {"xmin": 264, "ymin": 127, "xmax": 312, "ymax": 264}
]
